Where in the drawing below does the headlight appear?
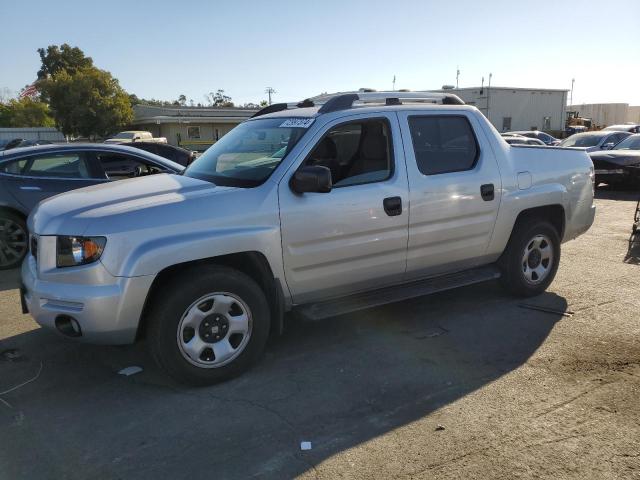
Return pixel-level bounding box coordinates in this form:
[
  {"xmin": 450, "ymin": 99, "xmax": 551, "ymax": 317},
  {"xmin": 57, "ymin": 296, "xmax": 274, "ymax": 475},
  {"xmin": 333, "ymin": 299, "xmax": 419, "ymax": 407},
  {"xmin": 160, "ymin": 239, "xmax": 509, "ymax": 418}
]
[{"xmin": 56, "ymin": 236, "xmax": 106, "ymax": 268}]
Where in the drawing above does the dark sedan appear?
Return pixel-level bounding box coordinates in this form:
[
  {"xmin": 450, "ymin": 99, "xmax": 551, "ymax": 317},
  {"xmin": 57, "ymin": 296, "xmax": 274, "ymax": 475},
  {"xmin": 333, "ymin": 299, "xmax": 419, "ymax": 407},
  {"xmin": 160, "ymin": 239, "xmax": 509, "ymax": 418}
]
[
  {"xmin": 0, "ymin": 143, "xmax": 184, "ymax": 269},
  {"xmin": 590, "ymin": 134, "xmax": 640, "ymax": 188},
  {"xmin": 123, "ymin": 141, "xmax": 196, "ymax": 166}
]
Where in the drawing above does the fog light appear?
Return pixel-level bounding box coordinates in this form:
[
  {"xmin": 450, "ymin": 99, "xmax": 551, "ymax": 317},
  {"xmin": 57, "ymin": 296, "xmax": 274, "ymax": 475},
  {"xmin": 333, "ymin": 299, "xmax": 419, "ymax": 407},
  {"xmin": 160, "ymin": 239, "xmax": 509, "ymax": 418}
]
[{"xmin": 55, "ymin": 315, "xmax": 82, "ymax": 338}]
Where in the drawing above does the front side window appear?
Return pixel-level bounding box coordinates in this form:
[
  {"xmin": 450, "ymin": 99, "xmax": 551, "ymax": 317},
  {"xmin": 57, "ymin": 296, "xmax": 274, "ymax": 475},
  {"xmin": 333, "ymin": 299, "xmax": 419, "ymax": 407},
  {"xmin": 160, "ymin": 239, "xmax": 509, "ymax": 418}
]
[
  {"xmin": 303, "ymin": 119, "xmax": 393, "ymax": 188},
  {"xmin": 409, "ymin": 116, "xmax": 478, "ymax": 175},
  {"xmin": 184, "ymin": 118, "xmax": 308, "ymax": 187},
  {"xmin": 96, "ymin": 153, "xmax": 163, "ymax": 180}
]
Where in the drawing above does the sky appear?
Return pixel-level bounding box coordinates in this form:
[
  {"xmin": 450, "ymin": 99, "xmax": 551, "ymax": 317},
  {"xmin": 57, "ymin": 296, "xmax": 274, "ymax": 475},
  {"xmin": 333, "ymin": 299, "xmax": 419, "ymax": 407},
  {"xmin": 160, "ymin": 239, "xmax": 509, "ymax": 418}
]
[{"xmin": 1, "ymin": 0, "xmax": 639, "ymax": 106}]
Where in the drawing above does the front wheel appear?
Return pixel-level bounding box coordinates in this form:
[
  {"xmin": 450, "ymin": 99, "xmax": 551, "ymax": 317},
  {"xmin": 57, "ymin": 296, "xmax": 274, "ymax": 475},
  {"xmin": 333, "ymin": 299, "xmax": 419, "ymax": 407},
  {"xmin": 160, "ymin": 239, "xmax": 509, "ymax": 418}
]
[
  {"xmin": 146, "ymin": 265, "xmax": 271, "ymax": 386},
  {"xmin": 0, "ymin": 211, "xmax": 28, "ymax": 270},
  {"xmin": 500, "ymin": 219, "xmax": 561, "ymax": 297}
]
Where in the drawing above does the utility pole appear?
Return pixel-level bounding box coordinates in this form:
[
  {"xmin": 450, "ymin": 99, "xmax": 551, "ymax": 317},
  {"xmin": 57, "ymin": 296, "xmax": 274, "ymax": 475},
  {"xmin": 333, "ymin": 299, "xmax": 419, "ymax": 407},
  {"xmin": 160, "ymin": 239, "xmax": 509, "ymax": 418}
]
[
  {"xmin": 265, "ymin": 87, "xmax": 276, "ymax": 105},
  {"xmin": 456, "ymin": 67, "xmax": 460, "ymax": 89},
  {"xmin": 570, "ymin": 78, "xmax": 575, "ymax": 107},
  {"xmin": 392, "ymin": 75, "xmax": 396, "ymax": 91}
]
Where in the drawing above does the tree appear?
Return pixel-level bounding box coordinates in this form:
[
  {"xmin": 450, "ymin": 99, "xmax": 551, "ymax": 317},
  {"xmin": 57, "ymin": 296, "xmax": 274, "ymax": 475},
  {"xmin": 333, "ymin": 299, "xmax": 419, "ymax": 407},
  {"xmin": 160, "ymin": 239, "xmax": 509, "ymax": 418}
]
[
  {"xmin": 206, "ymin": 89, "xmax": 234, "ymax": 107},
  {"xmin": 39, "ymin": 68, "xmax": 133, "ymax": 138},
  {"xmin": 37, "ymin": 44, "xmax": 93, "ymax": 80},
  {"xmin": 0, "ymin": 97, "xmax": 55, "ymax": 127},
  {"xmin": 178, "ymin": 94, "xmax": 187, "ymax": 106}
]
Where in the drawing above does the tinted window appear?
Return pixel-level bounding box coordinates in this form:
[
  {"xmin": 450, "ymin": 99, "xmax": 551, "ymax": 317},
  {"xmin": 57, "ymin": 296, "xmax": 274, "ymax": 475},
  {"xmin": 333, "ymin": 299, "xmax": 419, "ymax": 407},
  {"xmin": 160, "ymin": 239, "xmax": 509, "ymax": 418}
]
[
  {"xmin": 0, "ymin": 159, "xmax": 27, "ymax": 174},
  {"xmin": 304, "ymin": 119, "xmax": 393, "ymax": 187},
  {"xmin": 96, "ymin": 153, "xmax": 163, "ymax": 180},
  {"xmin": 20, "ymin": 153, "xmax": 91, "ymax": 178},
  {"xmin": 408, "ymin": 116, "xmax": 478, "ymax": 175}
]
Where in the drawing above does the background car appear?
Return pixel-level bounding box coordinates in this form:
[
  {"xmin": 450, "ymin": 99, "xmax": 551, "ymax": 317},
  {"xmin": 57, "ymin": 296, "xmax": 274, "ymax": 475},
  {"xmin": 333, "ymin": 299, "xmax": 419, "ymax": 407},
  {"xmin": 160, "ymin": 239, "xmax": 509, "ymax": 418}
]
[
  {"xmin": 505, "ymin": 130, "xmax": 560, "ymax": 145},
  {"xmin": 0, "ymin": 143, "xmax": 184, "ymax": 269},
  {"xmin": 590, "ymin": 134, "xmax": 640, "ymax": 188},
  {"xmin": 603, "ymin": 124, "xmax": 640, "ymax": 134},
  {"xmin": 0, "ymin": 138, "xmax": 55, "ymax": 151},
  {"xmin": 503, "ymin": 136, "xmax": 546, "ymax": 146},
  {"xmin": 559, "ymin": 130, "xmax": 631, "ymax": 152},
  {"xmin": 125, "ymin": 141, "xmax": 196, "ymax": 166}
]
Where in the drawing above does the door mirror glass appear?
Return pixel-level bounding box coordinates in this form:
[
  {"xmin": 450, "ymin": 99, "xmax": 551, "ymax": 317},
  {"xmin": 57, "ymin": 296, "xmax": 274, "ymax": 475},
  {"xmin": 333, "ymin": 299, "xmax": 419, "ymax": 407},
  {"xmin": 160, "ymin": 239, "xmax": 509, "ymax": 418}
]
[{"xmin": 290, "ymin": 166, "xmax": 332, "ymax": 194}]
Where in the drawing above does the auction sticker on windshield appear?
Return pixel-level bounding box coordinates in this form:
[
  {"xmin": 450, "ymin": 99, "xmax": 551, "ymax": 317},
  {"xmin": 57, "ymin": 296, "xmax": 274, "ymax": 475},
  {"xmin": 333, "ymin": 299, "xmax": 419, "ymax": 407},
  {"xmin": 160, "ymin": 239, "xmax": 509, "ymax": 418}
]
[{"xmin": 280, "ymin": 118, "xmax": 315, "ymax": 129}]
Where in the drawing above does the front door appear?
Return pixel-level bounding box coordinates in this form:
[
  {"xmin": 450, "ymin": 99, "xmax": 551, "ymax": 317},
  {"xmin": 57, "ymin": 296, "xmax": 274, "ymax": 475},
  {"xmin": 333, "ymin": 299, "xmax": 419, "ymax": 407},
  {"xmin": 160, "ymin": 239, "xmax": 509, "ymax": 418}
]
[
  {"xmin": 397, "ymin": 111, "xmax": 502, "ymax": 278},
  {"xmin": 279, "ymin": 113, "xmax": 409, "ymax": 304}
]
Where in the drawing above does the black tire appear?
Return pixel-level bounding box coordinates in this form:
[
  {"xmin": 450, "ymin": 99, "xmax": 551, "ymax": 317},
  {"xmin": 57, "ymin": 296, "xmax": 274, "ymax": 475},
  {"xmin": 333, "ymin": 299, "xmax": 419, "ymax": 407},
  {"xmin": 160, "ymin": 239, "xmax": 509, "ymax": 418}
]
[
  {"xmin": 146, "ymin": 265, "xmax": 271, "ymax": 386},
  {"xmin": 0, "ymin": 211, "xmax": 28, "ymax": 270},
  {"xmin": 499, "ymin": 218, "xmax": 561, "ymax": 297}
]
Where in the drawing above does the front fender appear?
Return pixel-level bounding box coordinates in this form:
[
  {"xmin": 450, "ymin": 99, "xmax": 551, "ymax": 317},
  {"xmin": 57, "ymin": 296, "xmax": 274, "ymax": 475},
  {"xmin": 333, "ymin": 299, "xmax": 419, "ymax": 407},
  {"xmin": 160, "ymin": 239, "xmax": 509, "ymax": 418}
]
[{"xmin": 101, "ymin": 225, "xmax": 285, "ymax": 281}]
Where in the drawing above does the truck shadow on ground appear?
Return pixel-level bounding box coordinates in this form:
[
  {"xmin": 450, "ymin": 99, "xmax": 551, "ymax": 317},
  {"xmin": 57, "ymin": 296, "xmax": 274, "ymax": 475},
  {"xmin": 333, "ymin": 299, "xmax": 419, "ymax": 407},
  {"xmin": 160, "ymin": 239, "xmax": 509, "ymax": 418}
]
[{"xmin": 0, "ymin": 282, "xmax": 568, "ymax": 480}]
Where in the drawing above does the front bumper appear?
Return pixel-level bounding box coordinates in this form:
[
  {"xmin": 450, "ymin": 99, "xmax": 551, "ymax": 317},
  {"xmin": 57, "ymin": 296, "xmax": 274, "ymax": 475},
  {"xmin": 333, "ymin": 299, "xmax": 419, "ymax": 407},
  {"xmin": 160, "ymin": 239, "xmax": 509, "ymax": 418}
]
[
  {"xmin": 21, "ymin": 255, "xmax": 155, "ymax": 345},
  {"xmin": 594, "ymin": 168, "xmax": 628, "ymax": 185}
]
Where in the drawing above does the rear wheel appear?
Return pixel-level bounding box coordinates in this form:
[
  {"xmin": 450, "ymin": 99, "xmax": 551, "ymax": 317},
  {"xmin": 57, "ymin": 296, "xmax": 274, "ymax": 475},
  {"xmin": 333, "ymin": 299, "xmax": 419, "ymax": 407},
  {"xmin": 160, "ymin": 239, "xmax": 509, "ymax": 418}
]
[
  {"xmin": 500, "ymin": 219, "xmax": 560, "ymax": 297},
  {"xmin": 0, "ymin": 211, "xmax": 28, "ymax": 270},
  {"xmin": 146, "ymin": 265, "xmax": 271, "ymax": 385}
]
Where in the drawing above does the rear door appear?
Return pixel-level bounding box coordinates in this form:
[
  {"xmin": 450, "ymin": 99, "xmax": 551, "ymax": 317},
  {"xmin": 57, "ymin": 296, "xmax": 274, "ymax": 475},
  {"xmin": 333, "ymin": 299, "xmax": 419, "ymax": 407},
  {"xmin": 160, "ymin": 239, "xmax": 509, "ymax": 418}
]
[
  {"xmin": 2, "ymin": 151, "xmax": 101, "ymax": 211},
  {"xmin": 397, "ymin": 111, "xmax": 502, "ymax": 279}
]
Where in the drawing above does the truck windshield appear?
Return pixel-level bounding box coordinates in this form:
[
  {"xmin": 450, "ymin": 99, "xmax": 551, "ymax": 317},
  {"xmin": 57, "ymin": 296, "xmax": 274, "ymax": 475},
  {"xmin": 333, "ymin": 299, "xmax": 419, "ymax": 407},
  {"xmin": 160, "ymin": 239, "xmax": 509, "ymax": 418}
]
[{"xmin": 184, "ymin": 118, "xmax": 309, "ymax": 187}]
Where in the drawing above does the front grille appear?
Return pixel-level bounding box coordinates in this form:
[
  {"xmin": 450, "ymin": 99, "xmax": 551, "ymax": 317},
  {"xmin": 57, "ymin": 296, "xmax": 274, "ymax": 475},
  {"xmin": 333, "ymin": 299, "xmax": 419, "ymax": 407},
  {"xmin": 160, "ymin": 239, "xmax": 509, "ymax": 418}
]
[{"xmin": 30, "ymin": 235, "xmax": 38, "ymax": 260}]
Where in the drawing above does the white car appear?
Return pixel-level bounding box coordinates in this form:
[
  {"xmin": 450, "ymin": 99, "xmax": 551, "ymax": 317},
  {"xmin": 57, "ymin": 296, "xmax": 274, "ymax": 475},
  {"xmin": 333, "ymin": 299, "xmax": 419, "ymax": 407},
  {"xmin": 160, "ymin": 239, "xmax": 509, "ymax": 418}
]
[{"xmin": 104, "ymin": 130, "xmax": 167, "ymax": 144}]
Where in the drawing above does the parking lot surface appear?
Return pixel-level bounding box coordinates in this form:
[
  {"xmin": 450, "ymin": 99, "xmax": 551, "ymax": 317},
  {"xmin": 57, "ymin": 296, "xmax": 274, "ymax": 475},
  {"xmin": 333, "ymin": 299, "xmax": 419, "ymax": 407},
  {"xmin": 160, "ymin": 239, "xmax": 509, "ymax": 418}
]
[{"xmin": 1, "ymin": 190, "xmax": 639, "ymax": 480}]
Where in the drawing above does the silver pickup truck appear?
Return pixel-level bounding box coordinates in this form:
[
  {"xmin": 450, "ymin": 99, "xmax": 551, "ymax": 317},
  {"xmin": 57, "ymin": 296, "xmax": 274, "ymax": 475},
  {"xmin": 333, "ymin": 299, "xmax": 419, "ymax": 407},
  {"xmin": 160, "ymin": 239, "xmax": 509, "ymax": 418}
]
[{"xmin": 21, "ymin": 92, "xmax": 595, "ymax": 385}]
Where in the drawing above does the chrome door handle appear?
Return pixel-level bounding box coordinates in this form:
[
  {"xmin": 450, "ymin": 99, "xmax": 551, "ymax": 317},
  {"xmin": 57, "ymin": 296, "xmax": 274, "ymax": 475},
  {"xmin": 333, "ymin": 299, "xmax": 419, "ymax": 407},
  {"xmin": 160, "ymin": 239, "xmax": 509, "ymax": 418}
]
[{"xmin": 19, "ymin": 186, "xmax": 42, "ymax": 191}]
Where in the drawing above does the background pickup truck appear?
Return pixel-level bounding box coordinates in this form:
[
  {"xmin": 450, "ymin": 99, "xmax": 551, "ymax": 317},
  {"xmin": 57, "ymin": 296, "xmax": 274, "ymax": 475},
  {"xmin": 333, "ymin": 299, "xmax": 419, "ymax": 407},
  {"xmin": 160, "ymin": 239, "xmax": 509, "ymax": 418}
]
[
  {"xmin": 104, "ymin": 130, "xmax": 167, "ymax": 144},
  {"xmin": 22, "ymin": 91, "xmax": 596, "ymax": 385}
]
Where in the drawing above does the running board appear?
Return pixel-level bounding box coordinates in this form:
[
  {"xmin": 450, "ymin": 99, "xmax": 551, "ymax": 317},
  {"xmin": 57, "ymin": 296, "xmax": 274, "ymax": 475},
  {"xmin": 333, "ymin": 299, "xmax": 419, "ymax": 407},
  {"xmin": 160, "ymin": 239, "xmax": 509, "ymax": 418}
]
[{"xmin": 296, "ymin": 265, "xmax": 502, "ymax": 321}]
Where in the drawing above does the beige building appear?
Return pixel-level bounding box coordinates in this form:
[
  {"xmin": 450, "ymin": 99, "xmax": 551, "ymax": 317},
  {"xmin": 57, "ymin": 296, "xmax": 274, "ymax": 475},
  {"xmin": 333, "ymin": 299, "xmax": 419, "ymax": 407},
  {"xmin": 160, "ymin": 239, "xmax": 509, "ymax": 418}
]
[
  {"xmin": 131, "ymin": 104, "xmax": 257, "ymax": 151},
  {"xmin": 567, "ymin": 103, "xmax": 637, "ymax": 128}
]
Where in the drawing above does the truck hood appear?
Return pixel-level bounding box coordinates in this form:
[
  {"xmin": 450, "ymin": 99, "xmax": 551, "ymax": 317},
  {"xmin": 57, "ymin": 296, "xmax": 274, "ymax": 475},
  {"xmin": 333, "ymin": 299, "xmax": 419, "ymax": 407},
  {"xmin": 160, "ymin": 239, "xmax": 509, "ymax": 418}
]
[{"xmin": 29, "ymin": 174, "xmax": 236, "ymax": 235}]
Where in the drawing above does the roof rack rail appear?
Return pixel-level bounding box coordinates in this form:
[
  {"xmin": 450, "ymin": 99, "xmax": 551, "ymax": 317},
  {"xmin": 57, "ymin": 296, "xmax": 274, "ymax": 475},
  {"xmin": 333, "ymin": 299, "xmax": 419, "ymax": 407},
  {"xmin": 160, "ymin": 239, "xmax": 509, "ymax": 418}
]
[
  {"xmin": 251, "ymin": 102, "xmax": 289, "ymax": 118},
  {"xmin": 316, "ymin": 91, "xmax": 465, "ymax": 114}
]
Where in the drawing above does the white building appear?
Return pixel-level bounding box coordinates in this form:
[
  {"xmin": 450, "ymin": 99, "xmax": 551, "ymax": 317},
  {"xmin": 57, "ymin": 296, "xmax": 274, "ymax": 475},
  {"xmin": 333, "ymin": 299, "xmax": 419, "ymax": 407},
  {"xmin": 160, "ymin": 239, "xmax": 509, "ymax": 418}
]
[
  {"xmin": 567, "ymin": 103, "xmax": 636, "ymax": 128},
  {"xmin": 434, "ymin": 86, "xmax": 568, "ymax": 134}
]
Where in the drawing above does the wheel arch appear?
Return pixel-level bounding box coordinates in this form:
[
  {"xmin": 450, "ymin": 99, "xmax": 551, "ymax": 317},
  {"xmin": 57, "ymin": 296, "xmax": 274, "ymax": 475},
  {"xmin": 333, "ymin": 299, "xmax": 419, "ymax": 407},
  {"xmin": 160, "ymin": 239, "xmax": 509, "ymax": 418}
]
[{"xmin": 136, "ymin": 251, "xmax": 285, "ymax": 341}]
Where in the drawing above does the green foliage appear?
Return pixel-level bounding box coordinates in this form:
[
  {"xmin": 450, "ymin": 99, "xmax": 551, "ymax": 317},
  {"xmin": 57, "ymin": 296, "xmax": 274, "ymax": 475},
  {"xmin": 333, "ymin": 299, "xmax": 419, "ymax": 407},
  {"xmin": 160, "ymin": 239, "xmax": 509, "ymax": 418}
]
[
  {"xmin": 37, "ymin": 44, "xmax": 93, "ymax": 80},
  {"xmin": 206, "ymin": 89, "xmax": 234, "ymax": 107},
  {"xmin": 39, "ymin": 68, "xmax": 133, "ymax": 138},
  {"xmin": 0, "ymin": 97, "xmax": 55, "ymax": 127}
]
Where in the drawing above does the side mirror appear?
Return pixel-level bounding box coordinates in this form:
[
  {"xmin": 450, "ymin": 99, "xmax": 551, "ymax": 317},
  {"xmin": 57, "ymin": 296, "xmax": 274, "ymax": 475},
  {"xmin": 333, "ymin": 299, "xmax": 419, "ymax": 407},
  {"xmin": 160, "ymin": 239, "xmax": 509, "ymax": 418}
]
[
  {"xmin": 602, "ymin": 142, "xmax": 615, "ymax": 150},
  {"xmin": 290, "ymin": 166, "xmax": 332, "ymax": 194}
]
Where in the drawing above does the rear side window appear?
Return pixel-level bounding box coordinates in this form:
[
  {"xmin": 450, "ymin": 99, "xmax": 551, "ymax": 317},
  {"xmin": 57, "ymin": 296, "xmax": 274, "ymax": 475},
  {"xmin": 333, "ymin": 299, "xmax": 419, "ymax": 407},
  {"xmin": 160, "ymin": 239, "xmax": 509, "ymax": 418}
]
[
  {"xmin": 2, "ymin": 153, "xmax": 91, "ymax": 178},
  {"xmin": 0, "ymin": 159, "xmax": 27, "ymax": 174},
  {"xmin": 408, "ymin": 116, "xmax": 478, "ymax": 175}
]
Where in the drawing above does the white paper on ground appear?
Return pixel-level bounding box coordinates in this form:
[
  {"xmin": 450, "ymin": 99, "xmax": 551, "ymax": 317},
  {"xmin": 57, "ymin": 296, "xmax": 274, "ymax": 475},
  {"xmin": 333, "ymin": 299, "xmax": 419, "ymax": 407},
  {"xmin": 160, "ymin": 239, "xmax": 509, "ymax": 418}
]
[
  {"xmin": 300, "ymin": 441, "xmax": 312, "ymax": 451},
  {"xmin": 118, "ymin": 366, "xmax": 143, "ymax": 376}
]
